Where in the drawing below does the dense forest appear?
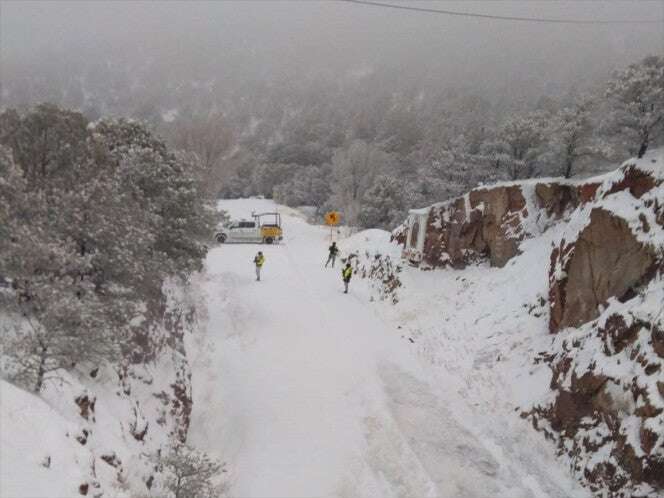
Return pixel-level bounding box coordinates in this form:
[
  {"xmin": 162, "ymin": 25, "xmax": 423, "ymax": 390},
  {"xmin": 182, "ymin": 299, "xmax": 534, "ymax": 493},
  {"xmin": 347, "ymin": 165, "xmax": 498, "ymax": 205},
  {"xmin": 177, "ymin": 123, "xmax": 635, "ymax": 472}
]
[
  {"xmin": 3, "ymin": 54, "xmax": 662, "ymax": 231},
  {"xmin": 1, "ymin": 3, "xmax": 662, "ymax": 231}
]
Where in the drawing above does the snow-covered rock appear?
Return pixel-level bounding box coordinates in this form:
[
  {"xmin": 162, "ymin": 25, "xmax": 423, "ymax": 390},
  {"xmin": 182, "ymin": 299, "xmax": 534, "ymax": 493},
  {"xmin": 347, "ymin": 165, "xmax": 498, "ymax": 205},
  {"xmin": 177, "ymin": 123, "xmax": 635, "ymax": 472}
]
[
  {"xmin": 529, "ymin": 151, "xmax": 664, "ymax": 496},
  {"xmin": 395, "ymin": 149, "xmax": 663, "ymax": 497},
  {"xmin": 398, "ymin": 176, "xmax": 602, "ymax": 269}
]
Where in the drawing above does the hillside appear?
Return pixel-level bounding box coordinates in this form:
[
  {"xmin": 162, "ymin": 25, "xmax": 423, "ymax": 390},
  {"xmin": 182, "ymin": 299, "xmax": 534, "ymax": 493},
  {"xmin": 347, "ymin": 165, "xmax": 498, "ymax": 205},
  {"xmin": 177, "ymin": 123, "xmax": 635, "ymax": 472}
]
[
  {"xmin": 0, "ymin": 285, "xmax": 199, "ymax": 497},
  {"xmin": 386, "ymin": 149, "xmax": 663, "ymax": 497},
  {"xmin": 1, "ymin": 151, "xmax": 660, "ymax": 498}
]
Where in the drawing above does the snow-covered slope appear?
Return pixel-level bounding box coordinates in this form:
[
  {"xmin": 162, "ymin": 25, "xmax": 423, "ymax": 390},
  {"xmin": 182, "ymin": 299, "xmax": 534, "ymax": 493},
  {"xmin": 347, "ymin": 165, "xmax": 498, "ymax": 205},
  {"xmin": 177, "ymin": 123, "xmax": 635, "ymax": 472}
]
[
  {"xmin": 188, "ymin": 198, "xmax": 589, "ymax": 497},
  {"xmin": 384, "ymin": 150, "xmax": 664, "ymax": 497},
  {"xmin": 1, "ymin": 380, "xmax": 87, "ymax": 497},
  {"xmin": 0, "ymin": 283, "xmax": 200, "ymax": 498},
  {"xmin": 4, "ymin": 152, "xmax": 658, "ymax": 498}
]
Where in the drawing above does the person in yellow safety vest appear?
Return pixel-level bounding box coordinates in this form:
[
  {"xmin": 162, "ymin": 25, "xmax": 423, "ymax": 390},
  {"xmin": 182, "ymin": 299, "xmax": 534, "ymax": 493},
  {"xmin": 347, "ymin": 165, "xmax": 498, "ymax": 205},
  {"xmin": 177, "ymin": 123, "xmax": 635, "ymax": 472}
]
[
  {"xmin": 342, "ymin": 262, "xmax": 353, "ymax": 294},
  {"xmin": 253, "ymin": 251, "xmax": 265, "ymax": 281}
]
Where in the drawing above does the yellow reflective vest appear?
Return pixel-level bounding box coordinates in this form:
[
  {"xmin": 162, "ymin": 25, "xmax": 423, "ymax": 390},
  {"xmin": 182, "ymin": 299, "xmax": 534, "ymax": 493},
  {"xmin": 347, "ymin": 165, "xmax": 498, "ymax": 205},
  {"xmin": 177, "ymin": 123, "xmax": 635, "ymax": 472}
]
[
  {"xmin": 342, "ymin": 266, "xmax": 352, "ymax": 280},
  {"xmin": 255, "ymin": 254, "xmax": 265, "ymax": 267}
]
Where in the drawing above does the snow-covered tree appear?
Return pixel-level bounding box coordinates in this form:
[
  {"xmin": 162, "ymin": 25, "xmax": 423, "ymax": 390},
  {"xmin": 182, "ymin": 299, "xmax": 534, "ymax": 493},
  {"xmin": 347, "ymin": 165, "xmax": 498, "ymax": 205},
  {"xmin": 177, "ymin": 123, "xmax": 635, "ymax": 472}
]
[
  {"xmin": 604, "ymin": 55, "xmax": 664, "ymax": 158},
  {"xmin": 165, "ymin": 111, "xmax": 235, "ymax": 198},
  {"xmin": 358, "ymin": 175, "xmax": 407, "ymax": 229},
  {"xmin": 273, "ymin": 165, "xmax": 331, "ymax": 212},
  {"xmin": 0, "ymin": 106, "xmax": 214, "ymax": 390},
  {"xmin": 376, "ymin": 101, "xmax": 423, "ymax": 155},
  {"xmin": 330, "ymin": 140, "xmax": 394, "ymax": 227},
  {"xmin": 3, "ymin": 281, "xmax": 126, "ymax": 392},
  {"xmin": 158, "ymin": 444, "xmax": 226, "ymax": 498},
  {"xmin": 483, "ymin": 111, "xmax": 549, "ymax": 180},
  {"xmin": 0, "ymin": 145, "xmax": 128, "ymax": 391},
  {"xmin": 0, "ymin": 105, "xmax": 89, "ymax": 186},
  {"xmin": 546, "ymin": 99, "xmax": 597, "ymax": 178}
]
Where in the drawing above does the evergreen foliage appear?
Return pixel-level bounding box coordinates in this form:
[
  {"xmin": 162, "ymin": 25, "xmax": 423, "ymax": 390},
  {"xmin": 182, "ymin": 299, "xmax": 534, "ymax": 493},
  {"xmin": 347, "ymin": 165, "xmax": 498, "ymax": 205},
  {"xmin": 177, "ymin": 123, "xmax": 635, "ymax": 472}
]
[{"xmin": 0, "ymin": 105, "xmax": 215, "ymax": 391}]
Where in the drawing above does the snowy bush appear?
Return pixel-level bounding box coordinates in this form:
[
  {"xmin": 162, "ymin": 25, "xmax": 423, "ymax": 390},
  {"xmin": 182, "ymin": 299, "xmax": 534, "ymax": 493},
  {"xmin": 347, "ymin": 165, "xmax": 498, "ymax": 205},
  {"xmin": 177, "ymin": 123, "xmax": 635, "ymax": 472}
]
[
  {"xmin": 153, "ymin": 444, "xmax": 226, "ymax": 498},
  {"xmin": 347, "ymin": 251, "xmax": 403, "ymax": 304}
]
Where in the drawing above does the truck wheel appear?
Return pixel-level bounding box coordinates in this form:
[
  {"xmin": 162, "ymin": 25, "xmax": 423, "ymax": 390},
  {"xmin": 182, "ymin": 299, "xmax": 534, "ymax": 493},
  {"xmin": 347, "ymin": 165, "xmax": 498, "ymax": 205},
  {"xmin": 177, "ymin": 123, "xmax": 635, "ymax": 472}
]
[
  {"xmin": 264, "ymin": 237, "xmax": 274, "ymax": 244},
  {"xmin": 216, "ymin": 233, "xmax": 227, "ymax": 243}
]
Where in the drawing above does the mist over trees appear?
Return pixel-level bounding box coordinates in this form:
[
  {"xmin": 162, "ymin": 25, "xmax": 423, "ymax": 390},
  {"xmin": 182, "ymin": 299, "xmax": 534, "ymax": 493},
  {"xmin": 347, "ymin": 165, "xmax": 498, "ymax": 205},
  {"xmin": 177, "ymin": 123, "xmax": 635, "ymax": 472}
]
[
  {"xmin": 1, "ymin": 1, "xmax": 662, "ymax": 229},
  {"xmin": 191, "ymin": 55, "xmax": 663, "ymax": 228}
]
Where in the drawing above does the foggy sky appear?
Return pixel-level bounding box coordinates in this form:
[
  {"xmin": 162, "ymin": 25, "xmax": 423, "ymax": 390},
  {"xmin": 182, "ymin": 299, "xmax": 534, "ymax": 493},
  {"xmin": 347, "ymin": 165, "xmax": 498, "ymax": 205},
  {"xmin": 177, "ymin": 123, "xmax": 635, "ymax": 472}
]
[{"xmin": 1, "ymin": 1, "xmax": 663, "ymax": 104}]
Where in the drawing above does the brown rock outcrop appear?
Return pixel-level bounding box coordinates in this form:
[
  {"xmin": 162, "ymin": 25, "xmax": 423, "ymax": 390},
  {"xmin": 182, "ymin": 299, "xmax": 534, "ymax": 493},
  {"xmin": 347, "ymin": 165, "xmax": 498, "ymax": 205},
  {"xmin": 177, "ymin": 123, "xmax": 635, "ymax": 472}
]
[
  {"xmin": 535, "ymin": 183, "xmax": 578, "ymax": 218},
  {"xmin": 531, "ymin": 312, "xmax": 664, "ymax": 495},
  {"xmin": 421, "ymin": 185, "xmax": 529, "ymax": 269},
  {"xmin": 74, "ymin": 394, "xmax": 96, "ymax": 422},
  {"xmin": 407, "ymin": 178, "xmax": 599, "ymax": 270},
  {"xmin": 606, "ymin": 164, "xmax": 657, "ymax": 199},
  {"xmin": 549, "ymin": 208, "xmax": 657, "ymax": 333}
]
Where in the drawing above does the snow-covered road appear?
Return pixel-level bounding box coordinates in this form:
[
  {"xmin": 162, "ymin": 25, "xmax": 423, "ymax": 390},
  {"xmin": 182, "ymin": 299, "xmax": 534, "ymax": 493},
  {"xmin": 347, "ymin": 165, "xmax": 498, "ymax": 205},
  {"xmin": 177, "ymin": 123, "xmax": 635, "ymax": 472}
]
[{"xmin": 187, "ymin": 199, "xmax": 587, "ymax": 498}]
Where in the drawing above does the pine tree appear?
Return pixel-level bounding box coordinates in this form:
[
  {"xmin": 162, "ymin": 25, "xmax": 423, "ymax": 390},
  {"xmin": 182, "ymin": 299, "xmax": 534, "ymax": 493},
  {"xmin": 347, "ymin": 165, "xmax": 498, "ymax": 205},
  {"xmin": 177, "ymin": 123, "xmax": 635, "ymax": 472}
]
[
  {"xmin": 0, "ymin": 106, "xmax": 214, "ymax": 390},
  {"xmin": 159, "ymin": 444, "xmax": 226, "ymax": 498},
  {"xmin": 358, "ymin": 175, "xmax": 406, "ymax": 229}
]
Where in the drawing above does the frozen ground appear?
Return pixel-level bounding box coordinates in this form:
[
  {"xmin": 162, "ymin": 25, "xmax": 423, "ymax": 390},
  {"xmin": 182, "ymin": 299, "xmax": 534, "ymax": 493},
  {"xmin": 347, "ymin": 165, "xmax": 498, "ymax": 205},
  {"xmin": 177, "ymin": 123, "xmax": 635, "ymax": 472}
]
[{"xmin": 187, "ymin": 199, "xmax": 590, "ymax": 498}]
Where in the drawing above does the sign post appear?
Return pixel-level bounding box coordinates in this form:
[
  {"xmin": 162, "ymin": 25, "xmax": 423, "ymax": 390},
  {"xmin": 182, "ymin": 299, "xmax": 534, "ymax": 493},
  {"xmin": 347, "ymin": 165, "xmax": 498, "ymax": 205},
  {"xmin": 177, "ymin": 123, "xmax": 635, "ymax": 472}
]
[{"xmin": 324, "ymin": 211, "xmax": 341, "ymax": 241}]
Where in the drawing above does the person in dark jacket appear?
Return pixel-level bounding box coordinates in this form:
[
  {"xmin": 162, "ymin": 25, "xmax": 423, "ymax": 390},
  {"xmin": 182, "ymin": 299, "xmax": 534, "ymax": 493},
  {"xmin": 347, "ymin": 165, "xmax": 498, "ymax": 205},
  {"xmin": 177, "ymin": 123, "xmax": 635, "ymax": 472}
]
[
  {"xmin": 341, "ymin": 262, "xmax": 353, "ymax": 293},
  {"xmin": 325, "ymin": 242, "xmax": 340, "ymax": 268}
]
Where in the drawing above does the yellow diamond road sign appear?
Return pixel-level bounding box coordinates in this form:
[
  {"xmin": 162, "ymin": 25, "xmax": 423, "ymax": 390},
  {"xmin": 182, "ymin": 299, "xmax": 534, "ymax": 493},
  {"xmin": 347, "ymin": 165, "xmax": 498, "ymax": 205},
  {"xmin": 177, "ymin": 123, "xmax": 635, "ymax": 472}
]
[{"xmin": 324, "ymin": 211, "xmax": 340, "ymax": 226}]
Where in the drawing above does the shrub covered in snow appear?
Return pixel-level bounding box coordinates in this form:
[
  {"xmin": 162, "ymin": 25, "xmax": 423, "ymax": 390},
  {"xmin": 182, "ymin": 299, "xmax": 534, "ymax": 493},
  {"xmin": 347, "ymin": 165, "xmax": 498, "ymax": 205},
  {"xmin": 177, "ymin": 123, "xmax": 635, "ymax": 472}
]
[{"xmin": 153, "ymin": 444, "xmax": 226, "ymax": 498}]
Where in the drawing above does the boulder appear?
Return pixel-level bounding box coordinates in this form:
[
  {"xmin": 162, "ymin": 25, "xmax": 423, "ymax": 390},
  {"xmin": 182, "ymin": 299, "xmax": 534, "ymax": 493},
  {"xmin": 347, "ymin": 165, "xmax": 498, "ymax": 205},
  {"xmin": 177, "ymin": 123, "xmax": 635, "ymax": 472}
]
[
  {"xmin": 421, "ymin": 185, "xmax": 528, "ymax": 269},
  {"xmin": 549, "ymin": 208, "xmax": 656, "ymax": 333}
]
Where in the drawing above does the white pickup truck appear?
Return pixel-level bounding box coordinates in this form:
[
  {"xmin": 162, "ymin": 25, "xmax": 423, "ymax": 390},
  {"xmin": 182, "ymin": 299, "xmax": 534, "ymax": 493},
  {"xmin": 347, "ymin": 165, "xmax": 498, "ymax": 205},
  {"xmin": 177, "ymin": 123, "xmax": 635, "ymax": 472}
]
[{"xmin": 215, "ymin": 212, "xmax": 283, "ymax": 244}]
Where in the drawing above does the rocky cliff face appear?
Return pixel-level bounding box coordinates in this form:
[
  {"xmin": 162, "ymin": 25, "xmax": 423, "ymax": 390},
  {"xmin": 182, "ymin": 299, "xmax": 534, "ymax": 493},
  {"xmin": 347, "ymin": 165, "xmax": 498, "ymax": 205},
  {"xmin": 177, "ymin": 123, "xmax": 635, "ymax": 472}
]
[
  {"xmin": 548, "ymin": 209, "xmax": 658, "ymax": 333},
  {"xmin": 529, "ymin": 293, "xmax": 664, "ymax": 497},
  {"xmin": 406, "ymin": 178, "xmax": 600, "ymax": 270},
  {"xmin": 398, "ymin": 151, "xmax": 664, "ymax": 497},
  {"xmin": 548, "ymin": 163, "xmax": 663, "ymax": 334},
  {"xmin": 533, "ymin": 156, "xmax": 664, "ymax": 497}
]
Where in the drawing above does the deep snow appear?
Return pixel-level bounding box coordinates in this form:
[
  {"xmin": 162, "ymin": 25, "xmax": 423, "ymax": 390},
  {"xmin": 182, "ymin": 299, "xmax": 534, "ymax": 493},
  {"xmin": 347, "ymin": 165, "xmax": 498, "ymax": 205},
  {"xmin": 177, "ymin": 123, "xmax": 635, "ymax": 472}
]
[{"xmin": 187, "ymin": 199, "xmax": 591, "ymax": 498}]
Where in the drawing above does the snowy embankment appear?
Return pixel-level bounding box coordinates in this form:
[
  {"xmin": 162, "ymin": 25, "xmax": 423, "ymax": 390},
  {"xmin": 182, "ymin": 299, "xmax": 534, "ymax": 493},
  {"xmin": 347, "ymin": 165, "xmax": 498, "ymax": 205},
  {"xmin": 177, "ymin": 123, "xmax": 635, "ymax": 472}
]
[
  {"xmin": 187, "ymin": 198, "xmax": 589, "ymax": 498},
  {"xmin": 0, "ymin": 283, "xmax": 200, "ymax": 498},
  {"xmin": 370, "ymin": 150, "xmax": 664, "ymax": 497}
]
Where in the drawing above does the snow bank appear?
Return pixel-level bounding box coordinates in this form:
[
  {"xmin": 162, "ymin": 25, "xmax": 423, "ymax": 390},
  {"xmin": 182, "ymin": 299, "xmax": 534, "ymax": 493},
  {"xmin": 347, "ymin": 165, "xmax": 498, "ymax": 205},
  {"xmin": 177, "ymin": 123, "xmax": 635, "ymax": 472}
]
[
  {"xmin": 338, "ymin": 228, "xmax": 402, "ymax": 260},
  {"xmin": 1, "ymin": 380, "xmax": 86, "ymax": 498},
  {"xmin": 0, "ymin": 279, "xmax": 204, "ymax": 497}
]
